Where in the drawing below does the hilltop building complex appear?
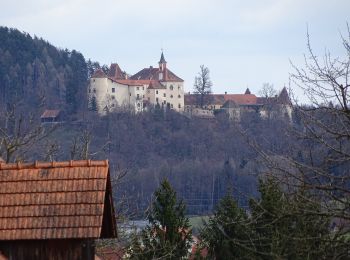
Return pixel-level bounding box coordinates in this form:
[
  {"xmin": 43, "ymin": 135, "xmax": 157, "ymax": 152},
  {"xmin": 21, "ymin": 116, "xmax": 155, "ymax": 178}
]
[
  {"xmin": 184, "ymin": 87, "xmax": 292, "ymax": 120},
  {"xmin": 89, "ymin": 52, "xmax": 184, "ymax": 115},
  {"xmin": 88, "ymin": 52, "xmax": 292, "ymax": 121}
]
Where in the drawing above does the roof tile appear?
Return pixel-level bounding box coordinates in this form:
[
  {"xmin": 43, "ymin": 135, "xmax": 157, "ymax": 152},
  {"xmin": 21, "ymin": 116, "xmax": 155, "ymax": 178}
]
[{"xmin": 0, "ymin": 160, "xmax": 116, "ymax": 240}]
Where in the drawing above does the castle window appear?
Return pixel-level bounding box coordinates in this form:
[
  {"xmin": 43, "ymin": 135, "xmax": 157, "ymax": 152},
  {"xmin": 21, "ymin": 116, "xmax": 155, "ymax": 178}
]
[
  {"xmin": 156, "ymin": 90, "xmax": 159, "ymax": 94},
  {"xmin": 171, "ymin": 104, "xmax": 173, "ymax": 108},
  {"xmin": 170, "ymin": 85, "xmax": 174, "ymax": 90},
  {"xmin": 137, "ymin": 94, "xmax": 140, "ymax": 99},
  {"xmin": 178, "ymin": 104, "xmax": 181, "ymax": 108},
  {"xmin": 147, "ymin": 90, "xmax": 150, "ymax": 94},
  {"xmin": 178, "ymin": 95, "xmax": 181, "ymax": 98},
  {"xmin": 88, "ymin": 89, "xmax": 91, "ymax": 93},
  {"xmin": 178, "ymin": 85, "xmax": 181, "ymax": 90},
  {"xmin": 111, "ymin": 95, "xmax": 115, "ymax": 100},
  {"xmin": 93, "ymin": 89, "xmax": 96, "ymax": 93},
  {"xmin": 170, "ymin": 95, "xmax": 173, "ymax": 98},
  {"xmin": 137, "ymin": 87, "xmax": 140, "ymax": 90},
  {"xmin": 93, "ymin": 79, "xmax": 95, "ymax": 82},
  {"xmin": 112, "ymin": 88, "xmax": 115, "ymax": 93},
  {"xmin": 163, "ymin": 93, "xmax": 166, "ymax": 97},
  {"xmin": 156, "ymin": 97, "xmax": 159, "ymax": 103},
  {"xmin": 142, "ymin": 87, "xmax": 144, "ymax": 90}
]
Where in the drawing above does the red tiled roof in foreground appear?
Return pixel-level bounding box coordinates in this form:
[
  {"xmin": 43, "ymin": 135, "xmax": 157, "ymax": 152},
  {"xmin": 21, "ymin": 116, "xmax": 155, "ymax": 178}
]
[{"xmin": 0, "ymin": 160, "xmax": 116, "ymax": 240}]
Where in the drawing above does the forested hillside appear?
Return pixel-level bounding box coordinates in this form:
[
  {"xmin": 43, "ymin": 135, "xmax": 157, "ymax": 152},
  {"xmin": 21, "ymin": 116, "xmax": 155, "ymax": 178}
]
[
  {"xmin": 0, "ymin": 27, "xmax": 87, "ymax": 114},
  {"xmin": 0, "ymin": 27, "xmax": 297, "ymax": 215},
  {"xmin": 9, "ymin": 107, "xmax": 293, "ymax": 216}
]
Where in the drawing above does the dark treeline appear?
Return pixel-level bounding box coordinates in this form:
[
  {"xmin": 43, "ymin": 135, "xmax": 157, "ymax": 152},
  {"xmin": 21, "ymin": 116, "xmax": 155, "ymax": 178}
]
[{"xmin": 0, "ymin": 26, "xmax": 88, "ymax": 114}]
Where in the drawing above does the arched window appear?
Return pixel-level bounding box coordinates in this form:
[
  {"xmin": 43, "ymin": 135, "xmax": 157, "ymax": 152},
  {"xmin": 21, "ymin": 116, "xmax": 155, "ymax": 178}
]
[{"xmin": 170, "ymin": 85, "xmax": 174, "ymax": 90}]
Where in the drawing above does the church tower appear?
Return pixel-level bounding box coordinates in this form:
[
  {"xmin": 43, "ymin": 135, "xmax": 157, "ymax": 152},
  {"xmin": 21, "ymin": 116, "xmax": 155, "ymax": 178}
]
[{"xmin": 158, "ymin": 51, "xmax": 167, "ymax": 80}]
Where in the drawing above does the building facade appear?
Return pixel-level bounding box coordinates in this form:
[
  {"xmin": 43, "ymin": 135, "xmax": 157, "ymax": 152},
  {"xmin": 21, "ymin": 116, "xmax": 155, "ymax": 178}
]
[
  {"xmin": 184, "ymin": 87, "xmax": 292, "ymax": 121},
  {"xmin": 88, "ymin": 53, "xmax": 185, "ymax": 115}
]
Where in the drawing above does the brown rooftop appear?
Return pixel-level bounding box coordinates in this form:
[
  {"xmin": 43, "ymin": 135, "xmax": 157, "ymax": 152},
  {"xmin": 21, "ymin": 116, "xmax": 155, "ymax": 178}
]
[
  {"xmin": 108, "ymin": 63, "xmax": 126, "ymax": 80},
  {"xmin": 92, "ymin": 69, "xmax": 107, "ymax": 78},
  {"xmin": 0, "ymin": 160, "xmax": 116, "ymax": 240},
  {"xmin": 130, "ymin": 67, "xmax": 183, "ymax": 82},
  {"xmin": 40, "ymin": 109, "xmax": 60, "ymax": 119}
]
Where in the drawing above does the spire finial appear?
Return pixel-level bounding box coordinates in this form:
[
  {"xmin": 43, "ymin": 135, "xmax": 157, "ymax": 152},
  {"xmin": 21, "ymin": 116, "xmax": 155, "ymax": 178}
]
[{"xmin": 159, "ymin": 50, "xmax": 166, "ymax": 64}]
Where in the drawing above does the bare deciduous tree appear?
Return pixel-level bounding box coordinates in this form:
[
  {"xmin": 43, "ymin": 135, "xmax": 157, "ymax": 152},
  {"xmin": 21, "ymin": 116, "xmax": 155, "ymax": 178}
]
[
  {"xmin": 258, "ymin": 83, "xmax": 277, "ymax": 98},
  {"xmin": 193, "ymin": 65, "xmax": 213, "ymax": 108},
  {"xmin": 0, "ymin": 102, "xmax": 57, "ymax": 163},
  {"xmin": 253, "ymin": 25, "xmax": 350, "ymax": 256}
]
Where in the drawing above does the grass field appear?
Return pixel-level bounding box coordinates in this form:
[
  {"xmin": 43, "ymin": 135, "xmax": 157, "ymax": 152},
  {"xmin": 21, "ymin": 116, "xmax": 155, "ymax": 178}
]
[{"xmin": 189, "ymin": 215, "xmax": 210, "ymax": 235}]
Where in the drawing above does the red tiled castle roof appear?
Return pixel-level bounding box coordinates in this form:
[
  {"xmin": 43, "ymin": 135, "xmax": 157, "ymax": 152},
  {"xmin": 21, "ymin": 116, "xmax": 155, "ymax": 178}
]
[
  {"xmin": 130, "ymin": 67, "xmax": 183, "ymax": 82},
  {"xmin": 92, "ymin": 69, "xmax": 107, "ymax": 78},
  {"xmin": 108, "ymin": 63, "xmax": 126, "ymax": 80}
]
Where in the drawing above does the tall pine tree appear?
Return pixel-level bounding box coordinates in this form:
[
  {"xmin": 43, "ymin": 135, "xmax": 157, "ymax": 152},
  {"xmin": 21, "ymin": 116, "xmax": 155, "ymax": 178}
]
[{"xmin": 128, "ymin": 179, "xmax": 192, "ymax": 259}]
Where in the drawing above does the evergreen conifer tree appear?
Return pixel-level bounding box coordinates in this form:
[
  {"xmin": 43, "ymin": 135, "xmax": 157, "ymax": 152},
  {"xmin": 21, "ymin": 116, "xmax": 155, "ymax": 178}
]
[
  {"xmin": 128, "ymin": 179, "xmax": 192, "ymax": 259},
  {"xmin": 200, "ymin": 193, "xmax": 254, "ymax": 259},
  {"xmin": 249, "ymin": 178, "xmax": 332, "ymax": 259},
  {"xmin": 89, "ymin": 96, "xmax": 98, "ymax": 112}
]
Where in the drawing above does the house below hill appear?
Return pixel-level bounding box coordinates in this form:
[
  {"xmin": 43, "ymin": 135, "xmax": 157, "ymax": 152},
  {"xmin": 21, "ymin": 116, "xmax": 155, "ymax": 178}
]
[{"xmin": 40, "ymin": 109, "xmax": 63, "ymax": 123}]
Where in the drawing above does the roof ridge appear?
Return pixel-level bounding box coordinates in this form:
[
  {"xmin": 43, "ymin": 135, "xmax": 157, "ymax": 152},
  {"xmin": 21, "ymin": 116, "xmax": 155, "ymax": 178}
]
[{"xmin": 0, "ymin": 160, "xmax": 109, "ymax": 170}]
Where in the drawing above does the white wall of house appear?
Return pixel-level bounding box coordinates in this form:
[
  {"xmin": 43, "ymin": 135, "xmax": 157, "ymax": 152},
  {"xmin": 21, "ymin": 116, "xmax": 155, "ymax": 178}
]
[
  {"xmin": 89, "ymin": 78, "xmax": 135, "ymax": 114},
  {"xmin": 89, "ymin": 78, "xmax": 185, "ymax": 114},
  {"xmin": 163, "ymin": 82, "xmax": 184, "ymax": 111}
]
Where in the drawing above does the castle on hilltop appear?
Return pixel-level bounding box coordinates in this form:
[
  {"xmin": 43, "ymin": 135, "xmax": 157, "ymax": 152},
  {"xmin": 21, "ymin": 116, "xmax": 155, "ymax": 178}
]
[
  {"xmin": 88, "ymin": 52, "xmax": 185, "ymax": 114},
  {"xmin": 88, "ymin": 52, "xmax": 292, "ymax": 121}
]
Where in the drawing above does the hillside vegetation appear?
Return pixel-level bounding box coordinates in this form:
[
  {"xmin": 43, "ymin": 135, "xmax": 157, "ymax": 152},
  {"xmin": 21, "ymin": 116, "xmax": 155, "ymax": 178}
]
[{"xmin": 0, "ymin": 26, "xmax": 87, "ymax": 114}]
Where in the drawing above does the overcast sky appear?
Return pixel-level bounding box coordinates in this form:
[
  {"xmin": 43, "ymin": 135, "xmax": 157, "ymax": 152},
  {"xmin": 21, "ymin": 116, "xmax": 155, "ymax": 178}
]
[{"xmin": 1, "ymin": 0, "xmax": 349, "ymax": 98}]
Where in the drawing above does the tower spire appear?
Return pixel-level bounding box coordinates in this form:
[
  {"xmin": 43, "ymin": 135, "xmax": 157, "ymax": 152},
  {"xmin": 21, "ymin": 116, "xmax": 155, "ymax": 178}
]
[
  {"xmin": 158, "ymin": 50, "xmax": 167, "ymax": 80},
  {"xmin": 159, "ymin": 50, "xmax": 166, "ymax": 64}
]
